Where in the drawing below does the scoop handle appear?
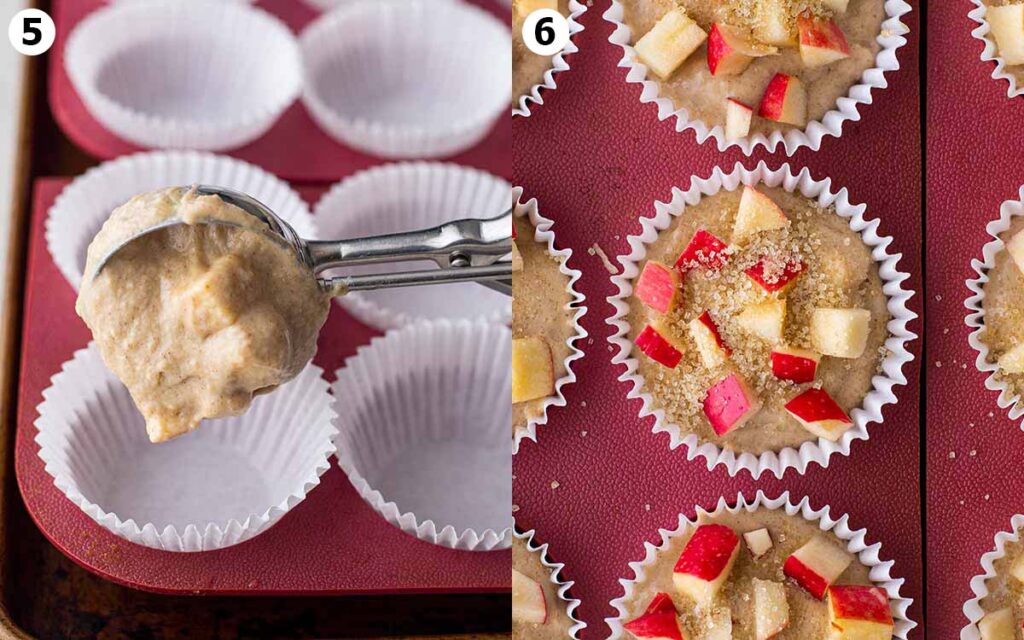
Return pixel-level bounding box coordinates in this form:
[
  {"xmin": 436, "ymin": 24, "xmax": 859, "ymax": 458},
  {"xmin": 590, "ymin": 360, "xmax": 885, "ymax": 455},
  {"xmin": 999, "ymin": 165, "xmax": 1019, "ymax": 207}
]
[{"xmin": 306, "ymin": 209, "xmax": 513, "ymax": 271}]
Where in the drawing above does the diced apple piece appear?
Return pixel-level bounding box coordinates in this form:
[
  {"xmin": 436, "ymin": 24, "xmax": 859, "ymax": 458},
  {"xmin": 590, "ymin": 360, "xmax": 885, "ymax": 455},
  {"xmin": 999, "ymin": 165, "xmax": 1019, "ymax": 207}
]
[
  {"xmin": 737, "ymin": 299, "xmax": 786, "ymax": 344},
  {"xmin": 622, "ymin": 592, "xmax": 685, "ymax": 640},
  {"xmin": 988, "ymin": 5, "xmax": 1024, "ymax": 66},
  {"xmin": 770, "ymin": 346, "xmax": 821, "ymax": 383},
  {"xmin": 822, "ymin": 0, "xmax": 850, "ymax": 13},
  {"xmin": 733, "ymin": 186, "xmax": 789, "ymax": 244},
  {"xmin": 676, "ymin": 229, "xmax": 730, "ymax": 273},
  {"xmin": 783, "ymin": 536, "xmax": 853, "ymax": 600},
  {"xmin": 726, "ymin": 98, "xmax": 754, "ymax": 140},
  {"xmin": 636, "ymin": 322, "xmax": 685, "ymax": 369},
  {"xmin": 745, "ymin": 255, "xmax": 805, "ymax": 294},
  {"xmin": 810, "ymin": 308, "xmax": 871, "ymax": 359},
  {"xmin": 753, "ymin": 579, "xmax": 789, "ymax": 640},
  {"xmin": 708, "ymin": 23, "xmax": 777, "ymax": 76},
  {"xmin": 673, "ymin": 524, "xmax": 740, "ymax": 605},
  {"xmin": 703, "ymin": 372, "xmax": 762, "ymax": 436},
  {"xmin": 1006, "ymin": 227, "xmax": 1024, "ymax": 274},
  {"xmin": 827, "ymin": 585, "xmax": 894, "ymax": 640},
  {"xmin": 512, "ymin": 568, "xmax": 548, "ymax": 624},
  {"xmin": 758, "ymin": 73, "xmax": 807, "ymax": 127},
  {"xmin": 978, "ymin": 607, "xmax": 1017, "ymax": 640},
  {"xmin": 636, "ymin": 261, "xmax": 682, "ymax": 314},
  {"xmin": 754, "ymin": 0, "xmax": 797, "ymax": 47},
  {"xmin": 999, "ymin": 343, "xmax": 1024, "ymax": 374},
  {"xmin": 512, "ymin": 337, "xmax": 555, "ymax": 404},
  {"xmin": 180, "ymin": 255, "xmax": 255, "ymax": 337},
  {"xmin": 512, "ymin": 242, "xmax": 523, "ymax": 272},
  {"xmin": 798, "ymin": 12, "xmax": 851, "ymax": 67},
  {"xmin": 744, "ymin": 528, "xmax": 774, "ymax": 558},
  {"xmin": 785, "ymin": 388, "xmax": 853, "ymax": 441},
  {"xmin": 689, "ymin": 310, "xmax": 731, "ymax": 369},
  {"xmin": 1011, "ymin": 551, "xmax": 1024, "ymax": 584},
  {"xmin": 635, "ymin": 8, "xmax": 708, "ymax": 80},
  {"xmin": 705, "ymin": 609, "xmax": 733, "ymax": 640}
]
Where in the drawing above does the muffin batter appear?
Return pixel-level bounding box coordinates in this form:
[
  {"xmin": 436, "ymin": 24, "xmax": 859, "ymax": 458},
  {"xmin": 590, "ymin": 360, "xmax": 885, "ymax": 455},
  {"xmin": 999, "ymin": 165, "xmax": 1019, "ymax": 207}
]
[
  {"xmin": 980, "ymin": 216, "xmax": 1024, "ymax": 405},
  {"xmin": 513, "ymin": 0, "xmax": 571, "ymax": 107},
  {"xmin": 77, "ymin": 187, "xmax": 330, "ymax": 443},
  {"xmin": 512, "ymin": 214, "xmax": 575, "ymax": 434},
  {"xmin": 985, "ymin": 0, "xmax": 1024, "ymax": 86},
  {"xmin": 513, "ymin": 536, "xmax": 574, "ymax": 639},
  {"xmin": 978, "ymin": 532, "xmax": 1024, "ymax": 630},
  {"xmin": 627, "ymin": 186, "xmax": 889, "ymax": 454},
  {"xmin": 620, "ymin": 508, "xmax": 873, "ymax": 638},
  {"xmin": 621, "ymin": 0, "xmax": 885, "ymax": 135}
]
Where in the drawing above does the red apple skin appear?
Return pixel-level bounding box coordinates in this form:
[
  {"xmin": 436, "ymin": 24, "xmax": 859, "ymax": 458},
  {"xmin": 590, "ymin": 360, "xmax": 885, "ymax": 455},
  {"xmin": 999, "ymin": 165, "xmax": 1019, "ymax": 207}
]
[
  {"xmin": 673, "ymin": 524, "xmax": 740, "ymax": 581},
  {"xmin": 771, "ymin": 350, "xmax": 818, "ymax": 383},
  {"xmin": 828, "ymin": 585, "xmax": 893, "ymax": 626},
  {"xmin": 703, "ymin": 373, "xmax": 759, "ymax": 436},
  {"xmin": 758, "ymin": 73, "xmax": 790, "ymax": 120},
  {"xmin": 798, "ymin": 13, "xmax": 851, "ymax": 55},
  {"xmin": 697, "ymin": 310, "xmax": 732, "ymax": 356},
  {"xmin": 675, "ymin": 229, "xmax": 730, "ymax": 274},
  {"xmin": 785, "ymin": 389, "xmax": 852, "ymax": 425},
  {"xmin": 636, "ymin": 261, "xmax": 681, "ymax": 314},
  {"xmin": 636, "ymin": 325, "xmax": 683, "ymax": 369},
  {"xmin": 707, "ymin": 23, "xmax": 748, "ymax": 76},
  {"xmin": 623, "ymin": 592, "xmax": 685, "ymax": 640},
  {"xmin": 784, "ymin": 555, "xmax": 830, "ymax": 600},
  {"xmin": 745, "ymin": 256, "xmax": 805, "ymax": 293}
]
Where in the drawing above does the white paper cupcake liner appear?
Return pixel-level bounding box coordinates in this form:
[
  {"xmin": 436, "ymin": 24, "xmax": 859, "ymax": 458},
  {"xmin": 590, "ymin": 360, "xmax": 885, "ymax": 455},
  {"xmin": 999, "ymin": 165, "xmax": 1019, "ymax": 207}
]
[
  {"xmin": 606, "ymin": 491, "xmax": 916, "ymax": 639},
  {"xmin": 64, "ymin": 0, "xmax": 301, "ymax": 151},
  {"xmin": 969, "ymin": 1, "xmax": 1024, "ymax": 99},
  {"xmin": 46, "ymin": 150, "xmax": 317, "ymax": 292},
  {"xmin": 513, "ymin": 187, "xmax": 588, "ymax": 455},
  {"xmin": 299, "ymin": 0, "xmax": 511, "ymax": 159},
  {"xmin": 606, "ymin": 162, "xmax": 917, "ymax": 479},
  {"xmin": 965, "ymin": 187, "xmax": 1024, "ymax": 427},
  {"xmin": 313, "ymin": 162, "xmax": 512, "ymax": 329},
  {"xmin": 34, "ymin": 344, "xmax": 337, "ymax": 552},
  {"xmin": 513, "ymin": 0, "xmax": 587, "ymax": 118},
  {"xmin": 515, "ymin": 528, "xmax": 587, "ymax": 639},
  {"xmin": 962, "ymin": 515, "xmax": 1024, "ymax": 639},
  {"xmin": 333, "ymin": 320, "xmax": 512, "ymax": 551},
  {"xmin": 602, "ymin": 0, "xmax": 911, "ymax": 156}
]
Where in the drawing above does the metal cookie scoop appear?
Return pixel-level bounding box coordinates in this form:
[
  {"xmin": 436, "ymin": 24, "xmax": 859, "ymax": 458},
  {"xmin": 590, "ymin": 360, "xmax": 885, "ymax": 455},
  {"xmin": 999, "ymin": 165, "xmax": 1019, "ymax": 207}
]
[{"xmin": 93, "ymin": 185, "xmax": 513, "ymax": 296}]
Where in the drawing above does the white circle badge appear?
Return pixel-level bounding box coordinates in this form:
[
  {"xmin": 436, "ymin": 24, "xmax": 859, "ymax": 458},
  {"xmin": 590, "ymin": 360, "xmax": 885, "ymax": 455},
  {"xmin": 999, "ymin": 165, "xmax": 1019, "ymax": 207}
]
[
  {"xmin": 9, "ymin": 9, "xmax": 55, "ymax": 57},
  {"xmin": 521, "ymin": 9, "xmax": 569, "ymax": 57}
]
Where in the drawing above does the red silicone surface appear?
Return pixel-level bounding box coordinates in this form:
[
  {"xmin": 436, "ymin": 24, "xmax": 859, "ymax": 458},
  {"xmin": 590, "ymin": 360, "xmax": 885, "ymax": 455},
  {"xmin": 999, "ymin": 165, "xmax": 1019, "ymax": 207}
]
[
  {"xmin": 927, "ymin": 1, "xmax": 1024, "ymax": 633},
  {"xmin": 15, "ymin": 181, "xmax": 510, "ymax": 595},
  {"xmin": 511, "ymin": 3, "xmax": 923, "ymax": 638},
  {"xmin": 48, "ymin": 0, "xmax": 511, "ymax": 182}
]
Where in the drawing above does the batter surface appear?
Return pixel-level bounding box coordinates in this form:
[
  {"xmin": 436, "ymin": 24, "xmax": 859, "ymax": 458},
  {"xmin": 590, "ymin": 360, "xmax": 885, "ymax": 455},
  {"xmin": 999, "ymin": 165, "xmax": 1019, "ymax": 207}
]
[
  {"xmin": 621, "ymin": 0, "xmax": 885, "ymax": 135},
  {"xmin": 627, "ymin": 186, "xmax": 889, "ymax": 454},
  {"xmin": 512, "ymin": 214, "xmax": 575, "ymax": 434},
  {"xmin": 980, "ymin": 216, "xmax": 1024, "ymax": 406},
  {"xmin": 77, "ymin": 187, "xmax": 330, "ymax": 443},
  {"xmin": 513, "ymin": 536, "xmax": 574, "ymax": 639},
  {"xmin": 620, "ymin": 508, "xmax": 873, "ymax": 639}
]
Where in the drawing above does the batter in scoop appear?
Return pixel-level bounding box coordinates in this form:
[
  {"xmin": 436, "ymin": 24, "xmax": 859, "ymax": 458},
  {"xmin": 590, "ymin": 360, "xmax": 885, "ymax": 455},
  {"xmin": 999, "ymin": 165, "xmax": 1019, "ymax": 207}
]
[{"xmin": 76, "ymin": 187, "xmax": 330, "ymax": 443}]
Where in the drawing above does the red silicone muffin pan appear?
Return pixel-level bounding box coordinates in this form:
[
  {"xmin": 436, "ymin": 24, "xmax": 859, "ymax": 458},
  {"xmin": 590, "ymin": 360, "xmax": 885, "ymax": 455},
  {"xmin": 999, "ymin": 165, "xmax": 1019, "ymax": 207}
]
[
  {"xmin": 927, "ymin": 1, "xmax": 1024, "ymax": 633},
  {"xmin": 511, "ymin": 2, "xmax": 924, "ymax": 638},
  {"xmin": 48, "ymin": 0, "xmax": 511, "ymax": 182},
  {"xmin": 14, "ymin": 180, "xmax": 509, "ymax": 595}
]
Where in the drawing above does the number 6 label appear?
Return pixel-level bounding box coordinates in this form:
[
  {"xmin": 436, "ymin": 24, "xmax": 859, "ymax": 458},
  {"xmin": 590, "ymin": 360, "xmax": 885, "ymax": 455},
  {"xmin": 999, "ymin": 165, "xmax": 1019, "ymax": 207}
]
[
  {"xmin": 521, "ymin": 9, "xmax": 570, "ymax": 57},
  {"xmin": 8, "ymin": 9, "xmax": 55, "ymax": 57}
]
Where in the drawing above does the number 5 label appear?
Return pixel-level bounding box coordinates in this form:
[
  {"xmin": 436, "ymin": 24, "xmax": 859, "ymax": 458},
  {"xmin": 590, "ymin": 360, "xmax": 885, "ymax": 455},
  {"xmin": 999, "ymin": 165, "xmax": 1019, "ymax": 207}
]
[
  {"xmin": 521, "ymin": 9, "xmax": 570, "ymax": 57},
  {"xmin": 8, "ymin": 9, "xmax": 55, "ymax": 57}
]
